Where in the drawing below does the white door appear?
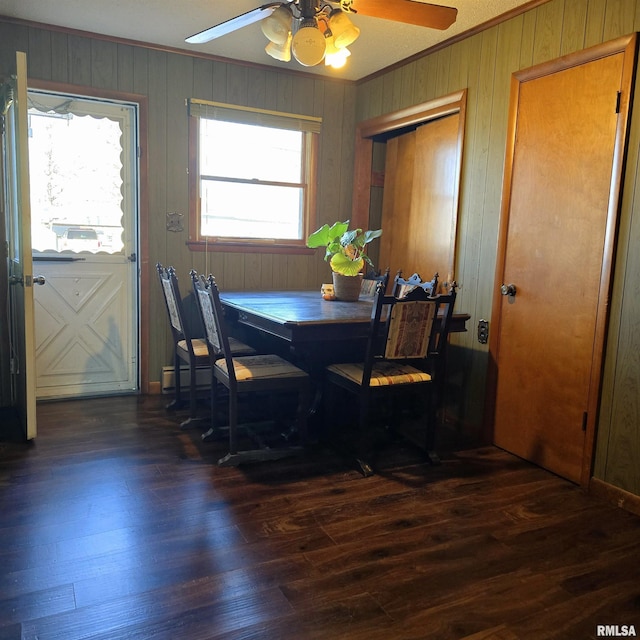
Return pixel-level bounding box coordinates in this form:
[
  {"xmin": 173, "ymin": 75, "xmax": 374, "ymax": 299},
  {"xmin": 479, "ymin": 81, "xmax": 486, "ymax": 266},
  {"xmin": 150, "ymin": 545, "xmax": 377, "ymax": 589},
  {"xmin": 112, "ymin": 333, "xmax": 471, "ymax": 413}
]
[
  {"xmin": 27, "ymin": 91, "xmax": 139, "ymax": 399},
  {"xmin": 2, "ymin": 52, "xmax": 38, "ymax": 438}
]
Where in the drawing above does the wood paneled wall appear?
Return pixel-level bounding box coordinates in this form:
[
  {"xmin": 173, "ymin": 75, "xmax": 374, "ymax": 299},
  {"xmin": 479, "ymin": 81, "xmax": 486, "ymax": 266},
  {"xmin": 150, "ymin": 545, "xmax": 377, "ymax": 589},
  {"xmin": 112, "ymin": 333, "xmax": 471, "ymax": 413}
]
[
  {"xmin": 0, "ymin": 21, "xmax": 356, "ymax": 396},
  {"xmin": 355, "ymin": 0, "xmax": 640, "ymax": 495}
]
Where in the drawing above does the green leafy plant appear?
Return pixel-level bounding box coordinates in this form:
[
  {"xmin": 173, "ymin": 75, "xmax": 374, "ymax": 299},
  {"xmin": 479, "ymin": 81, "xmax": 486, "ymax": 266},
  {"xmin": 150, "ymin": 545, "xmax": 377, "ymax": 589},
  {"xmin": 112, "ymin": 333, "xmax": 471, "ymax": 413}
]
[{"xmin": 306, "ymin": 220, "xmax": 383, "ymax": 276}]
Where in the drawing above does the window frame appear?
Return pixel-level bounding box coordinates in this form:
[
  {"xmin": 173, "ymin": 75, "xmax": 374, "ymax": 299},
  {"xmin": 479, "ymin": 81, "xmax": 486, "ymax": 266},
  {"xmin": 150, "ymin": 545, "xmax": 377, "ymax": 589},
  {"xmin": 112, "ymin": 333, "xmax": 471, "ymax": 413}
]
[{"xmin": 187, "ymin": 99, "xmax": 320, "ymax": 254}]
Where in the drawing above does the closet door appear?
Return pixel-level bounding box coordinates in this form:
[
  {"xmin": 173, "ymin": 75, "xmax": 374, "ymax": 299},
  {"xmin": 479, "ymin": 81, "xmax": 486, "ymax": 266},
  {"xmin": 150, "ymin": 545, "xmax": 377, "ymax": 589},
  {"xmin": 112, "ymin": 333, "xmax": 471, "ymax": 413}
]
[
  {"xmin": 489, "ymin": 36, "xmax": 637, "ymax": 485},
  {"xmin": 379, "ymin": 112, "xmax": 460, "ymax": 289}
]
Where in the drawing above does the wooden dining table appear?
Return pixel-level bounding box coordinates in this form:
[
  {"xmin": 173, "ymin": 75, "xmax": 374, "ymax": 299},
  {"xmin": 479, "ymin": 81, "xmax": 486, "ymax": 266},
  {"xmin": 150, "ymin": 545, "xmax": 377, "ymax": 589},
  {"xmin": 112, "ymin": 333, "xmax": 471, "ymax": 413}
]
[
  {"xmin": 219, "ymin": 289, "xmax": 469, "ymax": 367},
  {"xmin": 219, "ymin": 289, "xmax": 470, "ymax": 443}
]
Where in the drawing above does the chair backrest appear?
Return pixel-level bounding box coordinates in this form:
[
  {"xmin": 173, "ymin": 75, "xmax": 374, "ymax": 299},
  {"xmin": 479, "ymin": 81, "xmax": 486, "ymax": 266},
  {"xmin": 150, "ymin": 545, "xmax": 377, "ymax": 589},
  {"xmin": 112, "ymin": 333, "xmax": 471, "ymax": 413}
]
[
  {"xmin": 362, "ymin": 281, "xmax": 457, "ymax": 382},
  {"xmin": 157, "ymin": 263, "xmax": 192, "ymax": 349},
  {"xmin": 190, "ymin": 270, "xmax": 237, "ymax": 379},
  {"xmin": 392, "ymin": 271, "xmax": 439, "ymax": 299},
  {"xmin": 360, "ymin": 267, "xmax": 391, "ymax": 298}
]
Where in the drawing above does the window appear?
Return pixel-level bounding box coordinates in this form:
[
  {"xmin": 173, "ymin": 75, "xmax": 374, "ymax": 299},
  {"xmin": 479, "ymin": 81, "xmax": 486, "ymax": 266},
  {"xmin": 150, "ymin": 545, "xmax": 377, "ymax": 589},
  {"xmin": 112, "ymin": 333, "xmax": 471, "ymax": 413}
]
[{"xmin": 188, "ymin": 99, "xmax": 321, "ymax": 252}]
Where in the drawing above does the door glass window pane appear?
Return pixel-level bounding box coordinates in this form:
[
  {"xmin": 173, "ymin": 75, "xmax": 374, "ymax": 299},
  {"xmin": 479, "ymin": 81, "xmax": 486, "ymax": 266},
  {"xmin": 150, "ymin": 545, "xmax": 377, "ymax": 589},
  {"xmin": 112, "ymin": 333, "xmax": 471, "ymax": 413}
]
[{"xmin": 27, "ymin": 105, "xmax": 125, "ymax": 254}]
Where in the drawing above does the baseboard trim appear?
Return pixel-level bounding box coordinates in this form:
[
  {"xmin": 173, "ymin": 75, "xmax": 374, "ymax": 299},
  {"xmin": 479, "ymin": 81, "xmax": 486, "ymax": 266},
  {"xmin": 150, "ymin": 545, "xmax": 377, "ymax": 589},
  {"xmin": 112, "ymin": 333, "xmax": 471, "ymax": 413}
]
[
  {"xmin": 589, "ymin": 477, "xmax": 640, "ymax": 516},
  {"xmin": 148, "ymin": 381, "xmax": 162, "ymax": 395},
  {"xmin": 161, "ymin": 365, "xmax": 211, "ymax": 394}
]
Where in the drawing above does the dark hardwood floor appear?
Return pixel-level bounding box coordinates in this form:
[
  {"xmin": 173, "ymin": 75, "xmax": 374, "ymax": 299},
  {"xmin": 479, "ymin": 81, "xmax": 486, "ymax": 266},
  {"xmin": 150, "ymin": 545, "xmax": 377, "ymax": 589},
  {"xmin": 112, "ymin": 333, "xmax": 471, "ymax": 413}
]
[{"xmin": 0, "ymin": 395, "xmax": 639, "ymax": 640}]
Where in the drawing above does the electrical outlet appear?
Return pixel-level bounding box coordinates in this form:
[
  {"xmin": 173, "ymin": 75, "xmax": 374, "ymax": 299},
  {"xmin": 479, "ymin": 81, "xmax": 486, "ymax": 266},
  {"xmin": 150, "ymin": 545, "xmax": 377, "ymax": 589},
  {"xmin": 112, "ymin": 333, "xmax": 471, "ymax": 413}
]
[{"xmin": 477, "ymin": 319, "xmax": 489, "ymax": 344}]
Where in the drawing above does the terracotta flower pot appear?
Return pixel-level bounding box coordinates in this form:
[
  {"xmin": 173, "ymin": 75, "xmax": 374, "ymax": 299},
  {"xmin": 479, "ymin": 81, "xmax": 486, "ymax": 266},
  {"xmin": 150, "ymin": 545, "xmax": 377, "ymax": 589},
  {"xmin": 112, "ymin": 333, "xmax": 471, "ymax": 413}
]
[{"xmin": 332, "ymin": 272, "xmax": 363, "ymax": 301}]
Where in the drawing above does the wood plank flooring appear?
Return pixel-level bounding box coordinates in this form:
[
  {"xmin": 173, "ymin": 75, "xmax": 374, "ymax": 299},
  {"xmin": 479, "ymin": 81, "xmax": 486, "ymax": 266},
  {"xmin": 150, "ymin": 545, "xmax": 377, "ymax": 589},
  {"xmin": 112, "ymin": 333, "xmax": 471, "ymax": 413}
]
[{"xmin": 0, "ymin": 395, "xmax": 639, "ymax": 639}]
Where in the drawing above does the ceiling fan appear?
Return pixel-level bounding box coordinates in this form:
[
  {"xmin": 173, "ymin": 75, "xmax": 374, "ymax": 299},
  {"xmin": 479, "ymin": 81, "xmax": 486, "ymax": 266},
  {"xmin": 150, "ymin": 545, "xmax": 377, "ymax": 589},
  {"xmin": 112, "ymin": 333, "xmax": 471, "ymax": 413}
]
[{"xmin": 186, "ymin": 0, "xmax": 457, "ymax": 69}]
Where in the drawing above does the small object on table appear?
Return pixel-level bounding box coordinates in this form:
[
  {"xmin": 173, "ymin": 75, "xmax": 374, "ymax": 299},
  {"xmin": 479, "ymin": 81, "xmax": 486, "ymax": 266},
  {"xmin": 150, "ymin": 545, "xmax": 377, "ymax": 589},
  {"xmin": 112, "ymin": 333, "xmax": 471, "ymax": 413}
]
[{"xmin": 321, "ymin": 283, "xmax": 335, "ymax": 301}]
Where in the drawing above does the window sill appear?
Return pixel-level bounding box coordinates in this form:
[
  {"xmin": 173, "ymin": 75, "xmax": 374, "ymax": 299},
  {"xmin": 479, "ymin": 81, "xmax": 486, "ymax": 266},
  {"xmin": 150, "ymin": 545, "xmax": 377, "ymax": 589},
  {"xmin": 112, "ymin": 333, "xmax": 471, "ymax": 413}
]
[{"xmin": 187, "ymin": 240, "xmax": 315, "ymax": 255}]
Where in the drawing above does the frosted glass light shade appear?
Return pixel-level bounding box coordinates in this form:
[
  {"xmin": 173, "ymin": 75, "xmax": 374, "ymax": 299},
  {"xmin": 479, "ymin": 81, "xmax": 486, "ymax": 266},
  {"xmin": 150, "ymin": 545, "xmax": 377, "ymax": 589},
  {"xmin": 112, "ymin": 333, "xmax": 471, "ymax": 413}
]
[
  {"xmin": 291, "ymin": 20, "xmax": 326, "ymax": 66},
  {"xmin": 329, "ymin": 10, "xmax": 360, "ymax": 48},
  {"xmin": 261, "ymin": 5, "xmax": 293, "ymax": 44},
  {"xmin": 265, "ymin": 32, "xmax": 292, "ymax": 62}
]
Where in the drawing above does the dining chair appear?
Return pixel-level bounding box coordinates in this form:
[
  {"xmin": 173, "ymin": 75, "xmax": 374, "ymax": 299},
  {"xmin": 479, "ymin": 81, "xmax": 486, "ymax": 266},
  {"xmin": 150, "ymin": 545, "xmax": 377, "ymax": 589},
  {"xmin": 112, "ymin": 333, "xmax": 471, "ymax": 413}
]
[
  {"xmin": 392, "ymin": 271, "xmax": 439, "ymax": 299},
  {"xmin": 191, "ymin": 271, "xmax": 311, "ymax": 467},
  {"xmin": 360, "ymin": 267, "xmax": 390, "ymax": 298},
  {"xmin": 156, "ymin": 263, "xmax": 255, "ymax": 428},
  {"xmin": 324, "ymin": 280, "xmax": 457, "ymax": 477}
]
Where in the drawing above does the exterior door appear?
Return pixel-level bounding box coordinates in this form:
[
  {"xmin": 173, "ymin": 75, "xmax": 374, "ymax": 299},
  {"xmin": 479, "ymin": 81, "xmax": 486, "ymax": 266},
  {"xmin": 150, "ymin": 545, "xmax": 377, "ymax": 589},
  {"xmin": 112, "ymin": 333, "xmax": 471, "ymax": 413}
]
[
  {"xmin": 489, "ymin": 37, "xmax": 637, "ymax": 485},
  {"xmin": 28, "ymin": 91, "xmax": 139, "ymax": 399},
  {"xmin": 2, "ymin": 52, "xmax": 38, "ymax": 438}
]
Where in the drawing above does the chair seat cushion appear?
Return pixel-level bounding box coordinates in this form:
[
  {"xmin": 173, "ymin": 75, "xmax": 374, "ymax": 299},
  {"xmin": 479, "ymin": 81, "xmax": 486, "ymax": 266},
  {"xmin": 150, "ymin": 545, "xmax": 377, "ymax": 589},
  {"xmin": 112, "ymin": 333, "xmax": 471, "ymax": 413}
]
[
  {"xmin": 178, "ymin": 337, "xmax": 255, "ymax": 359},
  {"xmin": 327, "ymin": 361, "xmax": 432, "ymax": 387},
  {"xmin": 217, "ymin": 354, "xmax": 307, "ymax": 382},
  {"xmin": 177, "ymin": 338, "xmax": 209, "ymax": 358}
]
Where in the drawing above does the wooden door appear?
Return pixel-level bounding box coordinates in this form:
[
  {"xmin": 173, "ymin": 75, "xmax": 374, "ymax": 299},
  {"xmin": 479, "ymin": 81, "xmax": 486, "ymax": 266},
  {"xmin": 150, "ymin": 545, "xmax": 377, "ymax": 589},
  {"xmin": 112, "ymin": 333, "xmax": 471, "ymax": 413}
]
[
  {"xmin": 2, "ymin": 52, "xmax": 38, "ymax": 439},
  {"xmin": 379, "ymin": 113, "xmax": 460, "ymax": 289},
  {"xmin": 489, "ymin": 37, "xmax": 637, "ymax": 485},
  {"xmin": 379, "ymin": 130, "xmax": 415, "ymax": 276}
]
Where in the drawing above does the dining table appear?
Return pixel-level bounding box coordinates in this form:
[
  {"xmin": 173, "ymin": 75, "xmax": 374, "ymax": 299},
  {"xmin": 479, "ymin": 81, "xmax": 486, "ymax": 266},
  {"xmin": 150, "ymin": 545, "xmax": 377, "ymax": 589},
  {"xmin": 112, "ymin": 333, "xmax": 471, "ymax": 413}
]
[
  {"xmin": 219, "ymin": 289, "xmax": 470, "ymax": 442},
  {"xmin": 219, "ymin": 289, "xmax": 469, "ymax": 366}
]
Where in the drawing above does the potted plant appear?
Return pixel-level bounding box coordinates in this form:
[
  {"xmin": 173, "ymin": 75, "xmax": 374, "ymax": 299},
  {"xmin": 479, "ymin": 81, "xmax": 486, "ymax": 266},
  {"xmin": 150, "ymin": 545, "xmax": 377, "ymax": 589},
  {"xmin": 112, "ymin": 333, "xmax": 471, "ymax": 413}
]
[{"xmin": 307, "ymin": 220, "xmax": 383, "ymax": 301}]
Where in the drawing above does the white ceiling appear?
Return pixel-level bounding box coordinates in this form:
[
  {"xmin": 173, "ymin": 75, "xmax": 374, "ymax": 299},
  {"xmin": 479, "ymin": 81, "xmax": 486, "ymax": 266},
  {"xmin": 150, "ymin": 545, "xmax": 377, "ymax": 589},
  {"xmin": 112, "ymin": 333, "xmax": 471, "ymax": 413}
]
[{"xmin": 0, "ymin": 0, "xmax": 536, "ymax": 81}]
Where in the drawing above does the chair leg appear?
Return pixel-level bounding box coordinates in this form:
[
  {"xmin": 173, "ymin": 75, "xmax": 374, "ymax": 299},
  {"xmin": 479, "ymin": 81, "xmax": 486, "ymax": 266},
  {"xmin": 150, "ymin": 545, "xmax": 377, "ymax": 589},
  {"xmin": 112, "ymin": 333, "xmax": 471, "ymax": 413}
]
[
  {"xmin": 425, "ymin": 388, "xmax": 441, "ymax": 466},
  {"xmin": 202, "ymin": 373, "xmax": 220, "ymax": 442},
  {"xmin": 180, "ymin": 360, "xmax": 202, "ymax": 429},
  {"xmin": 355, "ymin": 391, "xmax": 374, "ymax": 477},
  {"xmin": 166, "ymin": 352, "xmax": 184, "ymax": 411},
  {"xmin": 217, "ymin": 390, "xmax": 239, "ymax": 466},
  {"xmin": 216, "ymin": 385, "xmax": 309, "ymax": 468}
]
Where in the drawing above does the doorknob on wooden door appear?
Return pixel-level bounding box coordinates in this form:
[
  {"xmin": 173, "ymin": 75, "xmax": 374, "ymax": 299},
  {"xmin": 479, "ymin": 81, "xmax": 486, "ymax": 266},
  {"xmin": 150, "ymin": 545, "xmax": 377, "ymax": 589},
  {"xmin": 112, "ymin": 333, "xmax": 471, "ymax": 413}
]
[{"xmin": 500, "ymin": 283, "xmax": 516, "ymax": 297}]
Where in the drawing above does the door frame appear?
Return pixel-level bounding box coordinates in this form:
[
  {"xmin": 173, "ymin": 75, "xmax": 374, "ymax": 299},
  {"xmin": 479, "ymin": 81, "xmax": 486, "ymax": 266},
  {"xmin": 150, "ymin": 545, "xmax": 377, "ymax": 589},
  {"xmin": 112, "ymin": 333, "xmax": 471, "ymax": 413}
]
[
  {"xmin": 485, "ymin": 34, "xmax": 638, "ymax": 487},
  {"xmin": 29, "ymin": 79, "xmax": 150, "ymax": 394}
]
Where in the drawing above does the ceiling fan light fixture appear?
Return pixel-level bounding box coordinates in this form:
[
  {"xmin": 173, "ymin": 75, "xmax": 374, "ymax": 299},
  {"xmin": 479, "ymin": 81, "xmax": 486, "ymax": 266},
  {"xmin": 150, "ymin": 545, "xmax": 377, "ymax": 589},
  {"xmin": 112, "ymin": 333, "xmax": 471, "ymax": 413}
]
[
  {"xmin": 291, "ymin": 18, "xmax": 326, "ymax": 67},
  {"xmin": 328, "ymin": 9, "xmax": 360, "ymax": 49},
  {"xmin": 186, "ymin": 0, "xmax": 459, "ymax": 71},
  {"xmin": 323, "ymin": 34, "xmax": 350, "ymax": 69},
  {"xmin": 265, "ymin": 31, "xmax": 292, "ymax": 61},
  {"xmin": 260, "ymin": 4, "xmax": 293, "ymax": 45}
]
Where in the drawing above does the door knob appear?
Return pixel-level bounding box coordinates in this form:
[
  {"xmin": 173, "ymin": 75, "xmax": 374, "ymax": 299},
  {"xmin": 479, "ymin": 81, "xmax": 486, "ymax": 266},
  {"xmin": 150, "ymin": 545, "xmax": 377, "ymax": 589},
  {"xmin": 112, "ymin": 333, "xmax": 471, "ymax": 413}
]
[
  {"xmin": 17, "ymin": 275, "xmax": 47, "ymax": 286},
  {"xmin": 500, "ymin": 283, "xmax": 516, "ymax": 297}
]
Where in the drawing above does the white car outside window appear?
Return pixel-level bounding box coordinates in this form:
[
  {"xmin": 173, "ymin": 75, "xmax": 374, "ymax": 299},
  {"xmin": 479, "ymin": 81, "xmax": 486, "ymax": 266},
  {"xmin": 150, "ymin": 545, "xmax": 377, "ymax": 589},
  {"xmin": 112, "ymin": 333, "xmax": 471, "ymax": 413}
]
[{"xmin": 60, "ymin": 227, "xmax": 101, "ymax": 252}]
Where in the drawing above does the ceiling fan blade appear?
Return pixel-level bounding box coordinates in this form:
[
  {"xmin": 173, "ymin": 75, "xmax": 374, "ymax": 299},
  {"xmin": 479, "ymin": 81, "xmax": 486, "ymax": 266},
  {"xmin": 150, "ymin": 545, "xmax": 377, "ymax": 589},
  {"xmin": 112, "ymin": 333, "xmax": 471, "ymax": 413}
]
[
  {"xmin": 186, "ymin": 3, "xmax": 282, "ymax": 44},
  {"xmin": 350, "ymin": 0, "xmax": 457, "ymax": 30}
]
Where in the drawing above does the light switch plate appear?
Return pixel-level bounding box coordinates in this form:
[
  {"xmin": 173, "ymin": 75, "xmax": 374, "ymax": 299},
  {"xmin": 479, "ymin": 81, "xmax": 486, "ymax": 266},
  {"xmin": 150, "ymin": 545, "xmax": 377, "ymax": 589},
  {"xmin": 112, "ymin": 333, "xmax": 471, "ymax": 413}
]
[{"xmin": 478, "ymin": 319, "xmax": 489, "ymax": 344}]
